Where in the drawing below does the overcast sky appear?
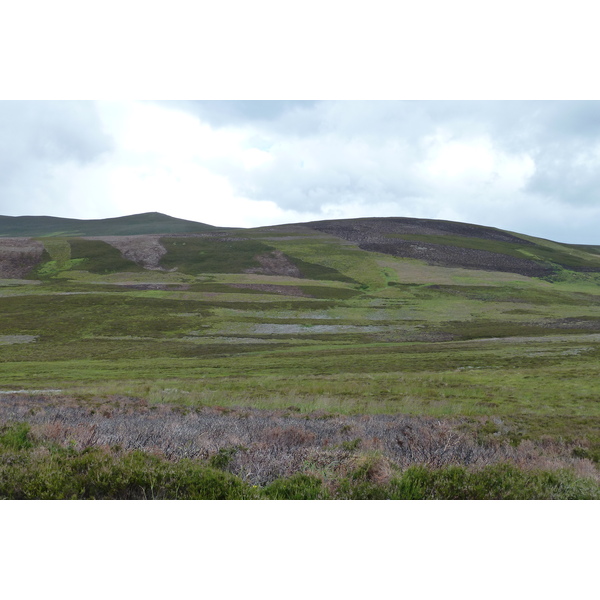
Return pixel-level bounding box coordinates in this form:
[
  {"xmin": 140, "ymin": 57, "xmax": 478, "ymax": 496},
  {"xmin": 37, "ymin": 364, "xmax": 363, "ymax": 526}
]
[{"xmin": 3, "ymin": 100, "xmax": 600, "ymax": 244}]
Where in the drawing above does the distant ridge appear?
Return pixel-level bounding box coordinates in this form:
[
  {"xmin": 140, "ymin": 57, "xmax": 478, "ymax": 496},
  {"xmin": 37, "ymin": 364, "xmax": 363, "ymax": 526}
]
[
  {"xmin": 0, "ymin": 212, "xmax": 220, "ymax": 237},
  {"xmin": 2, "ymin": 212, "xmax": 600, "ymax": 280}
]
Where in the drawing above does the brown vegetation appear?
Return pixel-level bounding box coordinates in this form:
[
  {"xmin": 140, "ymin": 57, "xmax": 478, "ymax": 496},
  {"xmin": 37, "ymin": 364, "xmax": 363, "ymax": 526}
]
[
  {"xmin": 304, "ymin": 216, "xmax": 533, "ymax": 244},
  {"xmin": 303, "ymin": 217, "xmax": 554, "ymax": 276},
  {"xmin": 0, "ymin": 238, "xmax": 44, "ymax": 278},
  {"xmin": 1, "ymin": 394, "xmax": 596, "ymax": 487},
  {"xmin": 88, "ymin": 236, "xmax": 168, "ymax": 270},
  {"xmin": 244, "ymin": 250, "xmax": 303, "ymax": 277}
]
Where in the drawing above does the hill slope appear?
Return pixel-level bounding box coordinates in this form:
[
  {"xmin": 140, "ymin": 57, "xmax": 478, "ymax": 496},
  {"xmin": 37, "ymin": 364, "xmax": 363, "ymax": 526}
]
[
  {"xmin": 1, "ymin": 213, "xmax": 599, "ymax": 497},
  {"xmin": 0, "ymin": 212, "xmax": 219, "ymax": 237},
  {"xmin": 297, "ymin": 217, "xmax": 600, "ymax": 278},
  {"xmin": 2, "ymin": 213, "xmax": 600, "ymax": 282}
]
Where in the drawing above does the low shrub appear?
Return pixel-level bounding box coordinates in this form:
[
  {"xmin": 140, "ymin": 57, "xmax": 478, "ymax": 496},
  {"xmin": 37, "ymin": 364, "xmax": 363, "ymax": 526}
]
[
  {"xmin": 385, "ymin": 464, "xmax": 600, "ymax": 500},
  {"xmin": 263, "ymin": 474, "xmax": 329, "ymax": 500},
  {"xmin": 0, "ymin": 422, "xmax": 33, "ymax": 450},
  {"xmin": 0, "ymin": 444, "xmax": 258, "ymax": 500},
  {"xmin": 0, "ymin": 421, "xmax": 598, "ymax": 500}
]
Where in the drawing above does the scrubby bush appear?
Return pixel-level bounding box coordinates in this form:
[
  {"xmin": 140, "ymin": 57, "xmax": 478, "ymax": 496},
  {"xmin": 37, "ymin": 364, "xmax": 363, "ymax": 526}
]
[
  {"xmin": 263, "ymin": 474, "xmax": 329, "ymax": 499},
  {"xmin": 0, "ymin": 422, "xmax": 33, "ymax": 450}
]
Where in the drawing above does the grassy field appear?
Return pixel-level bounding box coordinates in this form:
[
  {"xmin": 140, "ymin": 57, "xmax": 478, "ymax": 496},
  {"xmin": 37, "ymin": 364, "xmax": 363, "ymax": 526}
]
[{"xmin": 1, "ymin": 217, "xmax": 599, "ymax": 498}]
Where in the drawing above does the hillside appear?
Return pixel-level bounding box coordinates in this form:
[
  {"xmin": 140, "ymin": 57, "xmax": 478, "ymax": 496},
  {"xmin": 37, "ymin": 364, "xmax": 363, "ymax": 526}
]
[
  {"xmin": 0, "ymin": 211, "xmax": 219, "ymax": 237},
  {"xmin": 0, "ymin": 213, "xmax": 599, "ymax": 499},
  {"xmin": 299, "ymin": 217, "xmax": 600, "ymax": 278}
]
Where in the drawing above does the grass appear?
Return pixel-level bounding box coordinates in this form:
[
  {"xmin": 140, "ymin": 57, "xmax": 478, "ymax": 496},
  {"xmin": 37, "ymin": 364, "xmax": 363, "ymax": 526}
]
[
  {"xmin": 267, "ymin": 235, "xmax": 386, "ymax": 289},
  {"xmin": 2, "ymin": 339, "xmax": 600, "ymax": 423},
  {"xmin": 160, "ymin": 237, "xmax": 275, "ymax": 274},
  {"xmin": 33, "ymin": 238, "xmax": 144, "ymax": 278},
  {"xmin": 2, "ymin": 221, "xmax": 600, "ymax": 498},
  {"xmin": 393, "ymin": 233, "xmax": 600, "ymax": 270},
  {"xmin": 67, "ymin": 239, "xmax": 145, "ymax": 274}
]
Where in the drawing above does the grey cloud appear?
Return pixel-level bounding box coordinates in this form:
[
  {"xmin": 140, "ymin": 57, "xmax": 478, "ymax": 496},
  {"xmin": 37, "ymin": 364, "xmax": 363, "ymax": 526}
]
[
  {"xmin": 0, "ymin": 101, "xmax": 112, "ymax": 163},
  {"xmin": 390, "ymin": 101, "xmax": 600, "ymax": 154},
  {"xmin": 201, "ymin": 101, "xmax": 600, "ymax": 214},
  {"xmin": 528, "ymin": 102, "xmax": 600, "ymax": 142},
  {"xmin": 525, "ymin": 149, "xmax": 600, "ymax": 205},
  {"xmin": 508, "ymin": 102, "xmax": 600, "ymax": 205},
  {"xmin": 224, "ymin": 138, "xmax": 422, "ymax": 214},
  {"xmin": 0, "ymin": 101, "xmax": 113, "ymax": 215},
  {"xmin": 166, "ymin": 100, "xmax": 600, "ymax": 151},
  {"xmin": 161, "ymin": 100, "xmax": 319, "ymax": 132}
]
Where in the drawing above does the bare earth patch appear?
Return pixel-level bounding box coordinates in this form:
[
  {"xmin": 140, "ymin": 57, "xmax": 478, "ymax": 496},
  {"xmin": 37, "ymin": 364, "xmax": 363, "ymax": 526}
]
[
  {"xmin": 104, "ymin": 283, "xmax": 191, "ymax": 291},
  {"xmin": 0, "ymin": 335, "xmax": 38, "ymax": 345},
  {"xmin": 245, "ymin": 250, "xmax": 303, "ymax": 277},
  {"xmin": 0, "ymin": 238, "xmax": 44, "ymax": 278},
  {"xmin": 230, "ymin": 283, "xmax": 313, "ymax": 297}
]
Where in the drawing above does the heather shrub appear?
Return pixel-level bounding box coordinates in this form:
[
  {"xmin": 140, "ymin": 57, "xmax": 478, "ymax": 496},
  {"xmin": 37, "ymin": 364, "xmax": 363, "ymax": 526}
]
[
  {"xmin": 572, "ymin": 446, "xmax": 600, "ymax": 464},
  {"xmin": 263, "ymin": 474, "xmax": 329, "ymax": 500},
  {"xmin": 1, "ymin": 409, "xmax": 598, "ymax": 499},
  {"xmin": 335, "ymin": 452, "xmax": 396, "ymax": 499},
  {"xmin": 0, "ymin": 445, "xmax": 257, "ymax": 500},
  {"xmin": 336, "ymin": 479, "xmax": 393, "ymax": 500},
  {"xmin": 0, "ymin": 422, "xmax": 33, "ymax": 450},
  {"xmin": 386, "ymin": 464, "xmax": 600, "ymax": 500},
  {"xmin": 208, "ymin": 446, "xmax": 241, "ymax": 471}
]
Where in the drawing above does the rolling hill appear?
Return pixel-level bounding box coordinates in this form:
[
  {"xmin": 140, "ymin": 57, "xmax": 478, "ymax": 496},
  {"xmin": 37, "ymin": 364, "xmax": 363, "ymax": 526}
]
[
  {"xmin": 0, "ymin": 211, "xmax": 219, "ymax": 237},
  {"xmin": 1, "ymin": 213, "xmax": 599, "ymax": 499},
  {"xmin": 2, "ymin": 210, "xmax": 600, "ymax": 279}
]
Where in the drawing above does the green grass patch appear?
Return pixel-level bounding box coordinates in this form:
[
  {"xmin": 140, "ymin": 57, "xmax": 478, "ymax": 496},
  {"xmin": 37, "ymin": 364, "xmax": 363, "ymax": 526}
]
[
  {"xmin": 33, "ymin": 239, "xmax": 145, "ymax": 278},
  {"xmin": 160, "ymin": 237, "xmax": 274, "ymax": 274},
  {"xmin": 394, "ymin": 233, "xmax": 600, "ymax": 270},
  {"xmin": 268, "ymin": 237, "xmax": 386, "ymax": 289},
  {"xmin": 67, "ymin": 239, "xmax": 144, "ymax": 274}
]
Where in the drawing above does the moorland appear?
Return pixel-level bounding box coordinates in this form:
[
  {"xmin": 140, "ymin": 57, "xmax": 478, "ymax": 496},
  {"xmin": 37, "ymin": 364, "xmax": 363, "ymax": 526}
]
[{"xmin": 1, "ymin": 212, "xmax": 599, "ymax": 499}]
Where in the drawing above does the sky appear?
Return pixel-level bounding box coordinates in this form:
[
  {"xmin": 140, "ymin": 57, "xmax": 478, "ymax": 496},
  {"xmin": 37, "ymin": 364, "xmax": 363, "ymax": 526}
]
[{"xmin": 2, "ymin": 100, "xmax": 600, "ymax": 243}]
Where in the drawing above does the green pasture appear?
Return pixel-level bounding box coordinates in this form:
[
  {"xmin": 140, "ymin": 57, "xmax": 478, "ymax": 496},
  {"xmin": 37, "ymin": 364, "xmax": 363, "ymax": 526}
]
[{"xmin": 2, "ymin": 229, "xmax": 600, "ymax": 455}]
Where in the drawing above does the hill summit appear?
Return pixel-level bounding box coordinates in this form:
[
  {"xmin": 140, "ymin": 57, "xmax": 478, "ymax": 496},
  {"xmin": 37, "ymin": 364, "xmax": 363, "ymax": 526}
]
[{"xmin": 0, "ymin": 212, "xmax": 219, "ymax": 237}]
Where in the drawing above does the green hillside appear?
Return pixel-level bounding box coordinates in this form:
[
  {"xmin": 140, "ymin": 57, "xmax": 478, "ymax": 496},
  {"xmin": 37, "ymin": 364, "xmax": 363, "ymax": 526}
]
[
  {"xmin": 300, "ymin": 216, "xmax": 600, "ymax": 279},
  {"xmin": 0, "ymin": 214, "xmax": 599, "ymax": 499},
  {"xmin": 0, "ymin": 212, "xmax": 219, "ymax": 237}
]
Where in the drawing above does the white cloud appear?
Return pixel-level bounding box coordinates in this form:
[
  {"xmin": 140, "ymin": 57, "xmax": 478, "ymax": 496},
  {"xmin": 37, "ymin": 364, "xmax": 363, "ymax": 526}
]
[
  {"xmin": 3, "ymin": 100, "xmax": 600, "ymax": 243},
  {"xmin": 43, "ymin": 101, "xmax": 272, "ymax": 226}
]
